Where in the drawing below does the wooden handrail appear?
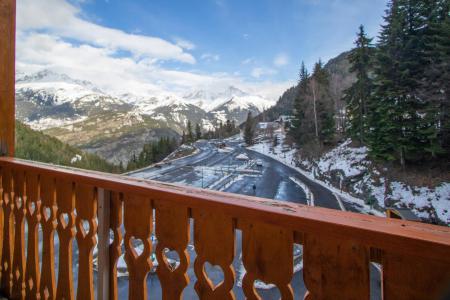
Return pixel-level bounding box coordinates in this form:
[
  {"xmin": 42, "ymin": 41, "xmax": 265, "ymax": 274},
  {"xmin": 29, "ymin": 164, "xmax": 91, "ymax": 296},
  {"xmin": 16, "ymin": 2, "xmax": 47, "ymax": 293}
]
[{"xmin": 1, "ymin": 157, "xmax": 450, "ymax": 299}]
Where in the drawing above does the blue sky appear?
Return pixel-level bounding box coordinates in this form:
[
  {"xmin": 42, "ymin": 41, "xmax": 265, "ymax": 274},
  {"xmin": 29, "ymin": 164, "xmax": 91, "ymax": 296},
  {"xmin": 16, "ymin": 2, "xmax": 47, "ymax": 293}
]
[{"xmin": 16, "ymin": 0, "xmax": 388, "ymax": 99}]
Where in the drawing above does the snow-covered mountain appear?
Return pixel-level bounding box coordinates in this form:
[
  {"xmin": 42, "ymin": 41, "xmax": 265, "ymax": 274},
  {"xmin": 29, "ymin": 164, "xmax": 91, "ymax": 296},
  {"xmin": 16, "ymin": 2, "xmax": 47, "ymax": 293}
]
[{"xmin": 15, "ymin": 70, "xmax": 275, "ymax": 163}]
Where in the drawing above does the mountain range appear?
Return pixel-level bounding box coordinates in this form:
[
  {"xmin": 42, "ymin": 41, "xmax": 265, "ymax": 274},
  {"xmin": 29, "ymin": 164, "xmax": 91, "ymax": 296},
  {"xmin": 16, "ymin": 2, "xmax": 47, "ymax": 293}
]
[{"xmin": 15, "ymin": 70, "xmax": 274, "ymax": 164}]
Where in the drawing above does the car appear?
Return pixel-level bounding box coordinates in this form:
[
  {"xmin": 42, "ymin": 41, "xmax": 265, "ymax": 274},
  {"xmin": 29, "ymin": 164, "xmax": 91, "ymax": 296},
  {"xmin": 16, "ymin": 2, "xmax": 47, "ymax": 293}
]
[
  {"xmin": 256, "ymin": 159, "xmax": 263, "ymax": 167},
  {"xmin": 154, "ymin": 164, "xmax": 163, "ymax": 169},
  {"xmin": 236, "ymin": 153, "xmax": 249, "ymax": 160}
]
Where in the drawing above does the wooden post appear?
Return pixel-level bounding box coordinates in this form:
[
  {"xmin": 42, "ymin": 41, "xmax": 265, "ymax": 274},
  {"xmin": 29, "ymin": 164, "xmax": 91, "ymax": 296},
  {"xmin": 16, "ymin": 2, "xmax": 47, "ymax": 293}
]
[
  {"xmin": 97, "ymin": 188, "xmax": 110, "ymax": 300},
  {"xmin": 0, "ymin": 0, "xmax": 16, "ymax": 157}
]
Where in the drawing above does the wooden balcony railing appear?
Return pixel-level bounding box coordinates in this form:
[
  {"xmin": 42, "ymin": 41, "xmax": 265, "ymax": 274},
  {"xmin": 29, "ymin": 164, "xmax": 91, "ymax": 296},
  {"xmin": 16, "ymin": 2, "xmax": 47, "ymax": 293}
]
[{"xmin": 0, "ymin": 157, "xmax": 449, "ymax": 300}]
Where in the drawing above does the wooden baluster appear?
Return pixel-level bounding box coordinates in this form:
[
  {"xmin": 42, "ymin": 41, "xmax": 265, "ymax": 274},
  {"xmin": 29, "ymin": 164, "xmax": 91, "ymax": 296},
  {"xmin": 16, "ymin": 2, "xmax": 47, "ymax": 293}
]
[
  {"xmin": 1, "ymin": 166, "xmax": 14, "ymax": 297},
  {"xmin": 55, "ymin": 179, "xmax": 75, "ymax": 300},
  {"xmin": 382, "ymin": 251, "xmax": 450, "ymax": 300},
  {"xmin": 39, "ymin": 176, "xmax": 57, "ymax": 300},
  {"xmin": 25, "ymin": 172, "xmax": 41, "ymax": 300},
  {"xmin": 193, "ymin": 210, "xmax": 235, "ymax": 300},
  {"xmin": 302, "ymin": 234, "xmax": 370, "ymax": 300},
  {"xmin": 75, "ymin": 183, "xmax": 97, "ymax": 300},
  {"xmin": 12, "ymin": 169, "xmax": 26, "ymax": 299},
  {"xmin": 241, "ymin": 221, "xmax": 294, "ymax": 300},
  {"xmin": 123, "ymin": 194, "xmax": 153, "ymax": 300},
  {"xmin": 0, "ymin": 167, "xmax": 3, "ymax": 285},
  {"xmin": 155, "ymin": 201, "xmax": 190, "ymax": 300},
  {"xmin": 109, "ymin": 192, "xmax": 123, "ymax": 300}
]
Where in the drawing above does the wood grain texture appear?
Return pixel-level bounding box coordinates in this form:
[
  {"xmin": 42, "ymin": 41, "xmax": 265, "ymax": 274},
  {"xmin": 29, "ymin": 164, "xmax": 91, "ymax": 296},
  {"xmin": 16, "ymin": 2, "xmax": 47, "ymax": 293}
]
[
  {"xmin": 109, "ymin": 192, "xmax": 123, "ymax": 300},
  {"xmin": 55, "ymin": 178, "xmax": 75, "ymax": 300},
  {"xmin": 1, "ymin": 166, "xmax": 14, "ymax": 297},
  {"xmin": 25, "ymin": 172, "xmax": 41, "ymax": 300},
  {"xmin": 155, "ymin": 200, "xmax": 190, "ymax": 300},
  {"xmin": 241, "ymin": 221, "xmax": 294, "ymax": 300},
  {"xmin": 39, "ymin": 176, "xmax": 57, "ymax": 300},
  {"xmin": 0, "ymin": 0, "xmax": 16, "ymax": 156},
  {"xmin": 96, "ymin": 188, "xmax": 110, "ymax": 300},
  {"xmin": 124, "ymin": 194, "xmax": 153, "ymax": 300},
  {"xmin": 0, "ymin": 167, "xmax": 4, "ymax": 285},
  {"xmin": 75, "ymin": 183, "xmax": 97, "ymax": 300},
  {"xmin": 382, "ymin": 252, "xmax": 450, "ymax": 300},
  {"xmin": 193, "ymin": 210, "xmax": 236, "ymax": 300},
  {"xmin": 0, "ymin": 159, "xmax": 450, "ymax": 298},
  {"xmin": 1, "ymin": 157, "xmax": 449, "ymax": 264},
  {"xmin": 303, "ymin": 234, "xmax": 370, "ymax": 300},
  {"xmin": 12, "ymin": 169, "xmax": 26, "ymax": 300}
]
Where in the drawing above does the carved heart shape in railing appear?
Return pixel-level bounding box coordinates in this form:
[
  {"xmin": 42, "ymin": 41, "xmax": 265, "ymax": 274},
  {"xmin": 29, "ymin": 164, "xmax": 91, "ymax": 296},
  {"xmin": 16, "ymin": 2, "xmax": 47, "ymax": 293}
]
[
  {"xmin": 204, "ymin": 261, "xmax": 225, "ymax": 290},
  {"xmin": 15, "ymin": 196, "xmax": 23, "ymax": 209},
  {"xmin": 254, "ymin": 280, "xmax": 279, "ymax": 299},
  {"xmin": 59, "ymin": 213, "xmax": 70, "ymax": 229},
  {"xmin": 28, "ymin": 201, "xmax": 36, "ymax": 215},
  {"xmin": 43, "ymin": 206, "xmax": 51, "ymax": 222},
  {"xmin": 162, "ymin": 248, "xmax": 181, "ymax": 272},
  {"xmin": 129, "ymin": 236, "xmax": 145, "ymax": 258},
  {"xmin": 78, "ymin": 219, "xmax": 91, "ymax": 238}
]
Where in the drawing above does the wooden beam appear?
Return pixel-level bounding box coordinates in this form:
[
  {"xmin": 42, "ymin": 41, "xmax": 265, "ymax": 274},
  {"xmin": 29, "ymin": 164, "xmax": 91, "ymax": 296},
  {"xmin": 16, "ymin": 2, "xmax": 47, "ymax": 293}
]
[
  {"xmin": 97, "ymin": 188, "xmax": 110, "ymax": 300},
  {"xmin": 0, "ymin": 0, "xmax": 16, "ymax": 156}
]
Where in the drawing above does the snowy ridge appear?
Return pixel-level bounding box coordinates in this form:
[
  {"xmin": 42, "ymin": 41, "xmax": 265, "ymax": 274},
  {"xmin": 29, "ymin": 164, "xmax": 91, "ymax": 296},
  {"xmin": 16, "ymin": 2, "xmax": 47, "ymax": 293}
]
[
  {"xmin": 250, "ymin": 134, "xmax": 449, "ymax": 223},
  {"xmin": 16, "ymin": 70, "xmax": 275, "ymax": 133}
]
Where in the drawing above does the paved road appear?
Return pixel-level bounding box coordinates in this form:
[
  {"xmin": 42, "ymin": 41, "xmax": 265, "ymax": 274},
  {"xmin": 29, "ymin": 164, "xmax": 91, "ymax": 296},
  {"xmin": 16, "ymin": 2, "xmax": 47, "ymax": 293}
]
[{"xmin": 124, "ymin": 140, "xmax": 381, "ymax": 299}]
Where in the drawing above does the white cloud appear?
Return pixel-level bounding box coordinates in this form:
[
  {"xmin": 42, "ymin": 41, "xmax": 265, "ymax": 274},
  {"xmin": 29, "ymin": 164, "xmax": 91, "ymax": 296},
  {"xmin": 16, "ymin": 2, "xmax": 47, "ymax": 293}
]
[
  {"xmin": 17, "ymin": 0, "xmax": 195, "ymax": 64},
  {"xmin": 14, "ymin": 0, "xmax": 291, "ymax": 103},
  {"xmin": 201, "ymin": 53, "xmax": 220, "ymax": 62},
  {"xmin": 173, "ymin": 37, "xmax": 196, "ymax": 50},
  {"xmin": 251, "ymin": 67, "xmax": 277, "ymax": 79},
  {"xmin": 273, "ymin": 53, "xmax": 289, "ymax": 67},
  {"xmin": 241, "ymin": 57, "xmax": 255, "ymax": 65},
  {"xmin": 16, "ymin": 32, "xmax": 289, "ymax": 101}
]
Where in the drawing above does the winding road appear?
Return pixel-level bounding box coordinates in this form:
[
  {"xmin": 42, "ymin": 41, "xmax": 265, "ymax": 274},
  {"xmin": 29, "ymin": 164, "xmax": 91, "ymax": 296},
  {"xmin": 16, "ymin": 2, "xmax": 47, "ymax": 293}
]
[{"xmin": 124, "ymin": 139, "xmax": 381, "ymax": 299}]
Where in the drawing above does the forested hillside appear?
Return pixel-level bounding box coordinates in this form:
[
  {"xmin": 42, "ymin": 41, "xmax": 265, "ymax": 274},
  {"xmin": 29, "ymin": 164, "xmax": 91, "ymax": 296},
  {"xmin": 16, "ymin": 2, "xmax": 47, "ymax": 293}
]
[
  {"xmin": 268, "ymin": 0, "xmax": 449, "ymax": 172},
  {"xmin": 15, "ymin": 121, "xmax": 122, "ymax": 173}
]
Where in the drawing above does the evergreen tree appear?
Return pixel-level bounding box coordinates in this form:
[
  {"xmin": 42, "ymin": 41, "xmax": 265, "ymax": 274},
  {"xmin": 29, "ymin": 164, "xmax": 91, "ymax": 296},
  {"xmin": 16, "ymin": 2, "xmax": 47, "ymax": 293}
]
[
  {"xmin": 187, "ymin": 120, "xmax": 194, "ymax": 143},
  {"xmin": 421, "ymin": 0, "xmax": 450, "ymax": 154},
  {"xmin": 290, "ymin": 61, "xmax": 310, "ymax": 144},
  {"xmin": 244, "ymin": 111, "xmax": 255, "ymax": 145},
  {"xmin": 181, "ymin": 131, "xmax": 186, "ymax": 144},
  {"xmin": 344, "ymin": 25, "xmax": 374, "ymax": 144},
  {"xmin": 311, "ymin": 60, "xmax": 335, "ymax": 145},
  {"xmin": 195, "ymin": 123, "xmax": 202, "ymax": 140},
  {"xmin": 368, "ymin": 0, "xmax": 443, "ymax": 166}
]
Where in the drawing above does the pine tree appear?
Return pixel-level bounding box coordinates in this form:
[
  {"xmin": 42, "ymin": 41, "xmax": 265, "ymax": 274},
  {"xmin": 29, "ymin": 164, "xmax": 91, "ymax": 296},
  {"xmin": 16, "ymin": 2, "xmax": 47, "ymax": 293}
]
[
  {"xmin": 181, "ymin": 131, "xmax": 186, "ymax": 144},
  {"xmin": 195, "ymin": 123, "xmax": 202, "ymax": 140},
  {"xmin": 344, "ymin": 25, "xmax": 374, "ymax": 144},
  {"xmin": 421, "ymin": 0, "xmax": 450, "ymax": 154},
  {"xmin": 368, "ymin": 0, "xmax": 443, "ymax": 167},
  {"xmin": 311, "ymin": 60, "xmax": 335, "ymax": 145},
  {"xmin": 244, "ymin": 111, "xmax": 255, "ymax": 145},
  {"xmin": 290, "ymin": 61, "xmax": 310, "ymax": 144},
  {"xmin": 187, "ymin": 120, "xmax": 194, "ymax": 143}
]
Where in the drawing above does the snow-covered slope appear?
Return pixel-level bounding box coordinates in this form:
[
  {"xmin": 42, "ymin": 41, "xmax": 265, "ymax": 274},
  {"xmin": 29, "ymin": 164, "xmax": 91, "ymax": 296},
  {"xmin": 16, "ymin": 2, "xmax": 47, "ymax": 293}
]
[
  {"xmin": 15, "ymin": 70, "xmax": 276, "ymax": 163},
  {"xmin": 16, "ymin": 70, "xmax": 275, "ymax": 131},
  {"xmin": 255, "ymin": 135, "xmax": 450, "ymax": 224}
]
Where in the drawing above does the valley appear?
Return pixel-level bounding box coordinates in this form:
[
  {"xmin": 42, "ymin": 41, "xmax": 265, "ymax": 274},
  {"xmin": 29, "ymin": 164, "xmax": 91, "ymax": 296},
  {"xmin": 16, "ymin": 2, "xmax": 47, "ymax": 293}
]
[{"xmin": 15, "ymin": 70, "xmax": 274, "ymax": 164}]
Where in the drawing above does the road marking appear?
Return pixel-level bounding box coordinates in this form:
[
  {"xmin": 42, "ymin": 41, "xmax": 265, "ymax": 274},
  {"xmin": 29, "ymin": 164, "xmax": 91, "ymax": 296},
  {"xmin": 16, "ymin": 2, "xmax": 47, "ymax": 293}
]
[
  {"xmin": 289, "ymin": 176, "xmax": 314, "ymax": 206},
  {"xmin": 333, "ymin": 192, "xmax": 346, "ymax": 211}
]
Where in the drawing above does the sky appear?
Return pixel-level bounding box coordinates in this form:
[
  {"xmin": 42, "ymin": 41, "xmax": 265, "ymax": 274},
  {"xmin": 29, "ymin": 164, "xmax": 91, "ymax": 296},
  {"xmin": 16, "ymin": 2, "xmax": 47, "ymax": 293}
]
[{"xmin": 16, "ymin": 0, "xmax": 388, "ymax": 100}]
